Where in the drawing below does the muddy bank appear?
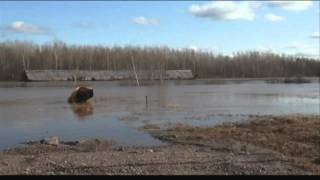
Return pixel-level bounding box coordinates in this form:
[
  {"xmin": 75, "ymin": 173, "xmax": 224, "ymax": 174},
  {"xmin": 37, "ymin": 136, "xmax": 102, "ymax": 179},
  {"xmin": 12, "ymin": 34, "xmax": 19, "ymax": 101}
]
[{"xmin": 0, "ymin": 115, "xmax": 319, "ymax": 175}]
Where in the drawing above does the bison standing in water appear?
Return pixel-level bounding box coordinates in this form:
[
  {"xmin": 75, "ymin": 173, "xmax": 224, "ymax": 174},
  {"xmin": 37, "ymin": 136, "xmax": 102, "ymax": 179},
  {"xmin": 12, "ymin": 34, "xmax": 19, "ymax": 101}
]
[{"xmin": 68, "ymin": 86, "xmax": 94, "ymax": 103}]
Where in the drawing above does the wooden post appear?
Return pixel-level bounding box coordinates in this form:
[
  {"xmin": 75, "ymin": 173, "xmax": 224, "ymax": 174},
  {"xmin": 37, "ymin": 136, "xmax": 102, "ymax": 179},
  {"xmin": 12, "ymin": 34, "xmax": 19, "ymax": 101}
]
[
  {"xmin": 54, "ymin": 51, "xmax": 58, "ymax": 70},
  {"xmin": 131, "ymin": 55, "xmax": 140, "ymax": 87},
  {"xmin": 318, "ymin": 70, "xmax": 320, "ymax": 115},
  {"xmin": 22, "ymin": 54, "xmax": 26, "ymax": 70}
]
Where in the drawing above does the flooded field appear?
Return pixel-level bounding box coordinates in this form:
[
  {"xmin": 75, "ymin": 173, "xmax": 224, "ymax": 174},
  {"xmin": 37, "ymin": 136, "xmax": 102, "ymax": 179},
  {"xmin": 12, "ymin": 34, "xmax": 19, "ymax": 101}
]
[{"xmin": 0, "ymin": 79, "xmax": 319, "ymax": 150}]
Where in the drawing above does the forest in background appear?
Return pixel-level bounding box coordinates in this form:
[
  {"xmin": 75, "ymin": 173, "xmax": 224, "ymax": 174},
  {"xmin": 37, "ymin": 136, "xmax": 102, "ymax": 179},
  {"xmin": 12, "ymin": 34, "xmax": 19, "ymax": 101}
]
[{"xmin": 0, "ymin": 41, "xmax": 319, "ymax": 81}]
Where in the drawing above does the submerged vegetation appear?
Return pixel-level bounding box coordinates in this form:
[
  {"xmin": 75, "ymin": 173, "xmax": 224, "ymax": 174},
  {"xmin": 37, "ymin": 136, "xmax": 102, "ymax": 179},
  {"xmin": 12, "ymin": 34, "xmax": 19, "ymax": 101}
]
[{"xmin": 0, "ymin": 41, "xmax": 319, "ymax": 81}]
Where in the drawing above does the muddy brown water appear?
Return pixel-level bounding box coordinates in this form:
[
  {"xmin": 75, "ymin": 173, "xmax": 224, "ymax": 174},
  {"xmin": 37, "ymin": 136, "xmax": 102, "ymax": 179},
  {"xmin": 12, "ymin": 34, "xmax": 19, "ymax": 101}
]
[{"xmin": 0, "ymin": 79, "xmax": 319, "ymax": 150}]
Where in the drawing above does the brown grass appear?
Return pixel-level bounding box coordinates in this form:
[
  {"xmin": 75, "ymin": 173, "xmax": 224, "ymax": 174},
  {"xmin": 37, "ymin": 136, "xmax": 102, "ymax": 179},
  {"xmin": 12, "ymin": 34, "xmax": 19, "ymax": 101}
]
[{"xmin": 144, "ymin": 115, "xmax": 320, "ymax": 173}]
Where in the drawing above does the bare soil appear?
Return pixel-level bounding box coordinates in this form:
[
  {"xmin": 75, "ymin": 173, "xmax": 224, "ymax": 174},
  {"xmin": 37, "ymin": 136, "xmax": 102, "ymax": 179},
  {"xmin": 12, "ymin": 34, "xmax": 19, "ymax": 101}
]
[{"xmin": 0, "ymin": 114, "xmax": 319, "ymax": 175}]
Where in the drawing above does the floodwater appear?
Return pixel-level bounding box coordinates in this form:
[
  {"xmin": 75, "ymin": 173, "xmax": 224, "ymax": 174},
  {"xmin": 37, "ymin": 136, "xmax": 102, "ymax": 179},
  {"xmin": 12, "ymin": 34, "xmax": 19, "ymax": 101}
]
[{"xmin": 0, "ymin": 79, "xmax": 319, "ymax": 150}]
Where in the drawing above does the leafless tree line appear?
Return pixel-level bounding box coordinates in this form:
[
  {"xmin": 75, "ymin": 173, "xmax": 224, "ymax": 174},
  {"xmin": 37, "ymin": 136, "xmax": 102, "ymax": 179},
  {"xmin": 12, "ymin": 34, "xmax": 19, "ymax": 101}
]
[{"xmin": 0, "ymin": 40, "xmax": 319, "ymax": 81}]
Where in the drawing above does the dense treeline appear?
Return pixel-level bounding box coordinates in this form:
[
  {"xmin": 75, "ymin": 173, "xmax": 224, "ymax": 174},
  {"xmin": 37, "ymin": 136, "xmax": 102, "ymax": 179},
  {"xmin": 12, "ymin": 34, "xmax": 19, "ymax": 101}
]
[{"xmin": 0, "ymin": 41, "xmax": 319, "ymax": 81}]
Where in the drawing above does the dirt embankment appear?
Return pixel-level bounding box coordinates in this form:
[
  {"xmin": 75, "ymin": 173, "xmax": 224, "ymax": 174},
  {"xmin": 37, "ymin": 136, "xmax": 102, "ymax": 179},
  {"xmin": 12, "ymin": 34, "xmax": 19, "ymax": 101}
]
[{"xmin": 0, "ymin": 115, "xmax": 319, "ymax": 175}]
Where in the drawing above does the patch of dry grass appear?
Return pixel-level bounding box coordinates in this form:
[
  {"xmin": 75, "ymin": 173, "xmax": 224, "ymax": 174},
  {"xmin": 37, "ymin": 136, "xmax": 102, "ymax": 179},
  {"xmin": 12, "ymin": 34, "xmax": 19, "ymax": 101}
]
[{"xmin": 143, "ymin": 115, "xmax": 320, "ymax": 173}]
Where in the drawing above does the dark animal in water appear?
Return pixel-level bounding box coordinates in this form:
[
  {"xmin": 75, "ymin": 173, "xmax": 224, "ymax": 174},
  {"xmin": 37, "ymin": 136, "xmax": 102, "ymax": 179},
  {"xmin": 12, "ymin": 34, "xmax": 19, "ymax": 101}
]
[{"xmin": 68, "ymin": 86, "xmax": 94, "ymax": 103}]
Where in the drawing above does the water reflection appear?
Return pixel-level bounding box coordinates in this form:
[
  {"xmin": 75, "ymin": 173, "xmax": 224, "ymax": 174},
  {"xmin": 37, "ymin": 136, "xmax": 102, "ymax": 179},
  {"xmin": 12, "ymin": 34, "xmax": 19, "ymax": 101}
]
[{"xmin": 70, "ymin": 102, "xmax": 94, "ymax": 119}]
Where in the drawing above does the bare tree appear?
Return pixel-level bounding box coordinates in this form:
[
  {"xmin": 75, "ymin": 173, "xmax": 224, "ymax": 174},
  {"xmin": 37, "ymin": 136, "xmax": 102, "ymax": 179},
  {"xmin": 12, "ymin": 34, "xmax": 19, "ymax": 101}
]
[{"xmin": 0, "ymin": 40, "xmax": 319, "ymax": 81}]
